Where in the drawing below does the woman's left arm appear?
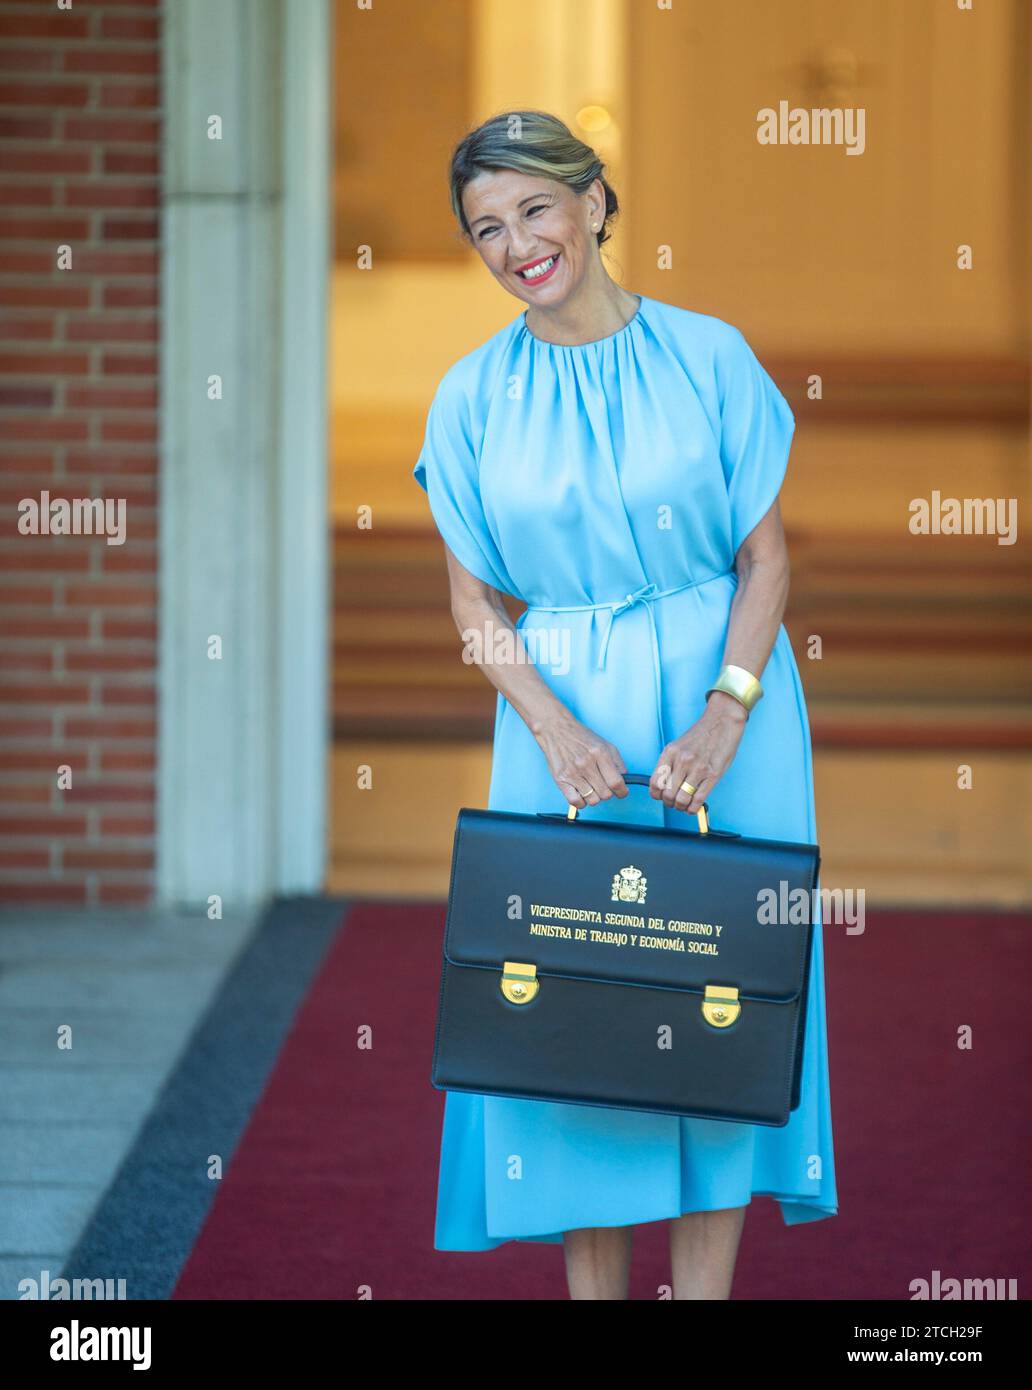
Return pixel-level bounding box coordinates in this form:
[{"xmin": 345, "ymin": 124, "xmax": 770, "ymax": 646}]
[{"xmin": 649, "ymin": 498, "xmax": 790, "ymax": 813}]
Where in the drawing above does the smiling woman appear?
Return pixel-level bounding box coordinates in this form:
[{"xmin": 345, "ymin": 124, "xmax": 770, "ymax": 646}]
[
  {"xmin": 414, "ymin": 109, "xmax": 838, "ymax": 1301},
  {"xmin": 449, "ymin": 111, "xmax": 639, "ymax": 348}
]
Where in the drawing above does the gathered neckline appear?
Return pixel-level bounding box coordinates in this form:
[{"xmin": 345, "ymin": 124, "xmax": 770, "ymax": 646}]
[{"xmin": 521, "ymin": 294, "xmax": 646, "ymax": 349}]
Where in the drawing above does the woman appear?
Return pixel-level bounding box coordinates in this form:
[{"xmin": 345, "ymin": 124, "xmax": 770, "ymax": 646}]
[{"xmin": 413, "ymin": 111, "xmax": 838, "ymax": 1299}]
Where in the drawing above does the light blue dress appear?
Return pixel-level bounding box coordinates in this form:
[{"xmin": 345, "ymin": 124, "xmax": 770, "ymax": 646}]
[{"xmin": 413, "ymin": 292, "xmax": 839, "ymax": 1249}]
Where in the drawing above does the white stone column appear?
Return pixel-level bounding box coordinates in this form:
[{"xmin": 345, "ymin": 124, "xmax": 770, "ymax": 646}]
[{"xmin": 158, "ymin": 0, "xmax": 329, "ymax": 905}]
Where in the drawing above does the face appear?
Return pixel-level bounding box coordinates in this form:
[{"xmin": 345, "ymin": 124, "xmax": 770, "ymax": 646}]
[{"xmin": 461, "ymin": 168, "xmax": 604, "ymax": 309}]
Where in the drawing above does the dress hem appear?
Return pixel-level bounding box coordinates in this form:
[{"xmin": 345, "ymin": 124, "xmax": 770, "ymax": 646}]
[{"xmin": 434, "ymin": 1191, "xmax": 838, "ymax": 1252}]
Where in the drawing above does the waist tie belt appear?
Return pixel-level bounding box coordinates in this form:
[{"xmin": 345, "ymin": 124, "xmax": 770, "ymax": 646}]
[{"xmin": 521, "ymin": 571, "xmax": 734, "ymax": 746}]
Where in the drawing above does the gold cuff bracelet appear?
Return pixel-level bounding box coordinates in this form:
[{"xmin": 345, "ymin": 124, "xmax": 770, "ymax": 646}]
[{"xmin": 706, "ymin": 664, "xmax": 763, "ymax": 714}]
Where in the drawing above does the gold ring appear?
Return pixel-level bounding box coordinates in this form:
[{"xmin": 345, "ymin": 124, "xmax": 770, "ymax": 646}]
[{"xmin": 680, "ymin": 781, "xmax": 696, "ymax": 797}]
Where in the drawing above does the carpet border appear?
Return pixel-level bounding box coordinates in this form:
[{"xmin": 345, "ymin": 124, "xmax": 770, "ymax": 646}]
[{"xmin": 59, "ymin": 895, "xmax": 349, "ymax": 1301}]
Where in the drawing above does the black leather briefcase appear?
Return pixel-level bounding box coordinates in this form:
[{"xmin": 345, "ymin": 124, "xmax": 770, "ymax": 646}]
[{"xmin": 431, "ymin": 775, "xmax": 819, "ymax": 1127}]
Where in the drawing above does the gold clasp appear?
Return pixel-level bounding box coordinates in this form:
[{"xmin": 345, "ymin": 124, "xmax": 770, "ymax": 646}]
[
  {"xmin": 702, "ymin": 984, "xmax": 740, "ymax": 1028},
  {"xmin": 500, "ymin": 961, "xmax": 539, "ymax": 1005}
]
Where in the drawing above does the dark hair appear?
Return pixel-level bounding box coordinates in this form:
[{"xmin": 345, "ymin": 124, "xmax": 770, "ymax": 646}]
[{"xmin": 449, "ymin": 110, "xmax": 619, "ymax": 248}]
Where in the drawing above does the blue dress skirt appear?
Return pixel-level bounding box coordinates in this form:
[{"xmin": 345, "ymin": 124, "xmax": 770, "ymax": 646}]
[{"xmin": 413, "ymin": 293, "xmax": 839, "ymax": 1249}]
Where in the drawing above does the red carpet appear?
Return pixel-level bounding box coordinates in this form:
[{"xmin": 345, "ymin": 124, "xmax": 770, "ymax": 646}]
[{"xmin": 173, "ymin": 905, "xmax": 1032, "ymax": 1300}]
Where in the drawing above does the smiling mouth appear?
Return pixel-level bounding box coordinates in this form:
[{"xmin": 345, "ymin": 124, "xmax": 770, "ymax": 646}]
[{"xmin": 515, "ymin": 253, "xmax": 560, "ymax": 282}]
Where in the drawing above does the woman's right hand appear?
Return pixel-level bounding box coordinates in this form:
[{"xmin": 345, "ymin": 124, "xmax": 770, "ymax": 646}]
[{"xmin": 533, "ymin": 710, "xmax": 629, "ymax": 810}]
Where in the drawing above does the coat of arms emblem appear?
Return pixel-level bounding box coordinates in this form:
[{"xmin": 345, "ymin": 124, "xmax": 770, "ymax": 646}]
[{"xmin": 611, "ymin": 864, "xmax": 647, "ymax": 903}]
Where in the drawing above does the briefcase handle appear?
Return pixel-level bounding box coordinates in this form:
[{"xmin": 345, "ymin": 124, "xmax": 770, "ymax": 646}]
[{"xmin": 561, "ymin": 772, "xmax": 710, "ymax": 834}]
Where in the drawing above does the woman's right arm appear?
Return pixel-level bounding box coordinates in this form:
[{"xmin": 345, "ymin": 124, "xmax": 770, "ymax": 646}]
[{"xmin": 442, "ymin": 545, "xmax": 628, "ymax": 810}]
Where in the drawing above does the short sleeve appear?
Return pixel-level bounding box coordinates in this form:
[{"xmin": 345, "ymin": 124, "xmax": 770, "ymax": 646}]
[
  {"xmin": 714, "ymin": 325, "xmax": 795, "ymax": 556},
  {"xmin": 413, "ymin": 370, "xmax": 516, "ymax": 595}
]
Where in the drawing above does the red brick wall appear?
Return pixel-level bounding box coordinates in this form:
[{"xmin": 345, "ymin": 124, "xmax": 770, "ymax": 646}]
[{"xmin": 0, "ymin": 0, "xmax": 160, "ymax": 906}]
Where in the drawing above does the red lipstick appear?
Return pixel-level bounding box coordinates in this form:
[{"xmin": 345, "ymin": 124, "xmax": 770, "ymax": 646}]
[{"xmin": 514, "ymin": 252, "xmax": 561, "ymax": 285}]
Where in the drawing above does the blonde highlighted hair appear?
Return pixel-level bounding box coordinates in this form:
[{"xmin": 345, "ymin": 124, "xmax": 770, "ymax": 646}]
[{"xmin": 449, "ymin": 110, "xmax": 619, "ymax": 247}]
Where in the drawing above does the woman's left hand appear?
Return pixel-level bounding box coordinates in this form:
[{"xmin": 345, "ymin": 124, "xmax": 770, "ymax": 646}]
[{"xmin": 649, "ymin": 692, "xmax": 748, "ymax": 814}]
